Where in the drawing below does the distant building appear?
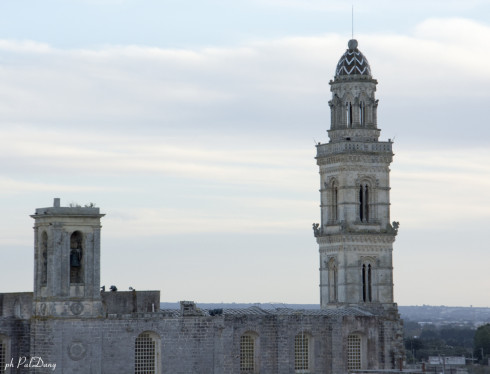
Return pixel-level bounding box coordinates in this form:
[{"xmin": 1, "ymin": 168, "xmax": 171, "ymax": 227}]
[
  {"xmin": 0, "ymin": 39, "xmax": 404, "ymax": 373},
  {"xmin": 428, "ymin": 356, "xmax": 466, "ymax": 366}
]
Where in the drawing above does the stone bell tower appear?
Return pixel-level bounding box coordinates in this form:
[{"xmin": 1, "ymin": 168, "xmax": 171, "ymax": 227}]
[
  {"xmin": 31, "ymin": 198, "xmax": 105, "ymax": 317},
  {"xmin": 314, "ymin": 39, "xmax": 399, "ymax": 310}
]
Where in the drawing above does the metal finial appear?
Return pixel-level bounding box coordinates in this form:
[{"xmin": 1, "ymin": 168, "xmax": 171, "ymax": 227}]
[{"xmin": 352, "ymin": 5, "xmax": 354, "ymax": 39}]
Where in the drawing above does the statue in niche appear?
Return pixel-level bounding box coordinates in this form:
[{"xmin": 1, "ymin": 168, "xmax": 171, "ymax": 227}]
[{"xmin": 70, "ymin": 233, "xmax": 83, "ymax": 283}]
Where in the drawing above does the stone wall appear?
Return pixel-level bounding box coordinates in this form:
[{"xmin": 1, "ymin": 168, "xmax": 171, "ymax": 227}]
[
  {"xmin": 0, "ymin": 294, "xmax": 403, "ymax": 373},
  {"xmin": 20, "ymin": 305, "xmax": 400, "ymax": 373},
  {"xmin": 102, "ymin": 290, "xmax": 160, "ymax": 314}
]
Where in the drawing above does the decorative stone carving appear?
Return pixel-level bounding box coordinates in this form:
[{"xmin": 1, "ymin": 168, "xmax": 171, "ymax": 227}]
[
  {"xmin": 70, "ymin": 302, "xmax": 84, "ymax": 316},
  {"xmin": 391, "ymin": 221, "xmax": 400, "ymax": 234},
  {"xmin": 68, "ymin": 341, "xmax": 87, "ymax": 361},
  {"xmin": 312, "ymin": 223, "xmax": 320, "ymax": 237},
  {"xmin": 39, "ymin": 303, "xmax": 47, "ymax": 316}
]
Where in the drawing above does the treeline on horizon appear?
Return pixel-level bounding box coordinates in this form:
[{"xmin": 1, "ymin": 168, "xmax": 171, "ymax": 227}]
[{"xmin": 404, "ymin": 321, "xmax": 490, "ymax": 365}]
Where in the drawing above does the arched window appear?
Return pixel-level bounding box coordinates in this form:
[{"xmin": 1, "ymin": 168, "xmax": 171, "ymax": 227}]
[
  {"xmin": 294, "ymin": 332, "xmax": 311, "ymax": 372},
  {"xmin": 41, "ymin": 231, "xmax": 48, "ymax": 286},
  {"xmin": 70, "ymin": 231, "xmax": 83, "ymax": 284},
  {"xmin": 135, "ymin": 331, "xmax": 161, "ymax": 374},
  {"xmin": 329, "ymin": 180, "xmax": 339, "ymax": 224},
  {"xmin": 362, "ymin": 262, "xmax": 374, "ymax": 302},
  {"xmin": 327, "ymin": 258, "xmax": 338, "ymax": 303},
  {"xmin": 0, "ymin": 335, "xmax": 9, "ymax": 373},
  {"xmin": 240, "ymin": 332, "xmax": 258, "ymax": 372},
  {"xmin": 346, "ymin": 102, "xmax": 353, "ymax": 127},
  {"xmin": 359, "ymin": 184, "xmax": 369, "ymax": 222},
  {"xmin": 347, "ymin": 334, "xmax": 362, "ymax": 370},
  {"xmin": 359, "ymin": 101, "xmax": 365, "ymax": 126}
]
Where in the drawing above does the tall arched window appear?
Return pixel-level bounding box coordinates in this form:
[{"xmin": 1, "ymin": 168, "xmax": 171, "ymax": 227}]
[
  {"xmin": 362, "ymin": 262, "xmax": 373, "ymax": 302},
  {"xmin": 294, "ymin": 332, "xmax": 311, "ymax": 372},
  {"xmin": 70, "ymin": 231, "xmax": 83, "ymax": 284},
  {"xmin": 346, "ymin": 102, "xmax": 353, "ymax": 127},
  {"xmin": 347, "ymin": 334, "xmax": 362, "ymax": 370},
  {"xmin": 135, "ymin": 331, "xmax": 161, "ymax": 374},
  {"xmin": 359, "ymin": 101, "xmax": 365, "ymax": 126},
  {"xmin": 0, "ymin": 335, "xmax": 9, "ymax": 373},
  {"xmin": 240, "ymin": 332, "xmax": 258, "ymax": 372},
  {"xmin": 328, "ymin": 258, "xmax": 338, "ymax": 303},
  {"xmin": 41, "ymin": 231, "xmax": 48, "ymax": 286},
  {"xmin": 330, "ymin": 180, "xmax": 339, "ymax": 224},
  {"xmin": 359, "ymin": 184, "xmax": 369, "ymax": 222}
]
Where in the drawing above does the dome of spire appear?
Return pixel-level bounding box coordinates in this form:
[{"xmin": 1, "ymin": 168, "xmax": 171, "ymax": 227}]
[{"xmin": 335, "ymin": 39, "xmax": 371, "ymax": 77}]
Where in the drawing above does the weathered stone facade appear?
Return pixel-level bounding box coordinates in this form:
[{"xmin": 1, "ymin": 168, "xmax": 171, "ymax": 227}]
[{"xmin": 0, "ymin": 39, "xmax": 404, "ymax": 373}]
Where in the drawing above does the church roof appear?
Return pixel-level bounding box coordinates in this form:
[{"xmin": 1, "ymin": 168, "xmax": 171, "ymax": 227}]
[
  {"xmin": 159, "ymin": 302, "xmax": 375, "ymax": 317},
  {"xmin": 335, "ymin": 39, "xmax": 371, "ymax": 77}
]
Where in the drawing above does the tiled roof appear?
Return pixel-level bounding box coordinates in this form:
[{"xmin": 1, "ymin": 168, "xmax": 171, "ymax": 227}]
[{"xmin": 160, "ymin": 302, "xmax": 374, "ymax": 317}]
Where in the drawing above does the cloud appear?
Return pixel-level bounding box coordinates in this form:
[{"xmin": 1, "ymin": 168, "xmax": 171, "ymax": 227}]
[
  {"xmin": 0, "ymin": 126, "xmax": 314, "ymax": 191},
  {"xmin": 391, "ymin": 147, "xmax": 490, "ymax": 228},
  {"xmin": 363, "ymin": 20, "xmax": 490, "ymax": 98},
  {"xmin": 104, "ymin": 195, "xmax": 316, "ymax": 237},
  {"xmin": 0, "ymin": 176, "xmax": 114, "ymax": 194},
  {"xmin": 0, "ymin": 18, "xmax": 489, "ymax": 134}
]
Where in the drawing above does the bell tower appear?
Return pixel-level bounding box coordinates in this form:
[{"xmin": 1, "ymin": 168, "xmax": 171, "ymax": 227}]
[
  {"xmin": 31, "ymin": 198, "xmax": 105, "ymax": 318},
  {"xmin": 314, "ymin": 40, "xmax": 399, "ymax": 310}
]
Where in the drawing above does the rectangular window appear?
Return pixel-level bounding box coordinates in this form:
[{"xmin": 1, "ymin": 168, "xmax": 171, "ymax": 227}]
[
  {"xmin": 347, "ymin": 335, "xmax": 361, "ymax": 370},
  {"xmin": 240, "ymin": 335, "xmax": 255, "ymax": 371},
  {"xmin": 135, "ymin": 333, "xmax": 156, "ymax": 374}
]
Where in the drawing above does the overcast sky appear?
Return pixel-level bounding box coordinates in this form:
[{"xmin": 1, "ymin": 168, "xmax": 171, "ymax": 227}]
[{"xmin": 0, "ymin": 0, "xmax": 489, "ymax": 307}]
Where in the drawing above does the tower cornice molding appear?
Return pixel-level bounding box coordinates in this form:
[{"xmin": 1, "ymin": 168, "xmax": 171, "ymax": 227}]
[
  {"xmin": 320, "ymin": 165, "xmax": 390, "ymax": 174},
  {"xmin": 316, "ymin": 233, "xmax": 396, "ymax": 245},
  {"xmin": 320, "ymin": 245, "xmax": 393, "ymax": 254},
  {"xmin": 317, "ymin": 140, "xmax": 392, "ymax": 157},
  {"xmin": 317, "ymin": 154, "xmax": 393, "ymax": 166}
]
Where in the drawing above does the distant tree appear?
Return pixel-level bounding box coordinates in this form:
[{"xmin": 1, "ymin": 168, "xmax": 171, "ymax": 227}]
[
  {"xmin": 404, "ymin": 320, "xmax": 422, "ymax": 338},
  {"xmin": 440, "ymin": 326, "xmax": 475, "ymax": 349},
  {"xmin": 420, "ymin": 326, "xmax": 439, "ymax": 341},
  {"xmin": 405, "ymin": 324, "xmax": 476, "ymax": 362},
  {"xmin": 474, "ymin": 324, "xmax": 490, "ymax": 362}
]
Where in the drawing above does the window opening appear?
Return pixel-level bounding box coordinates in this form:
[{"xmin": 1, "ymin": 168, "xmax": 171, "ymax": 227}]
[
  {"xmin": 368, "ymin": 264, "xmax": 372, "ymax": 302},
  {"xmin": 362, "ymin": 264, "xmax": 366, "ymax": 302},
  {"xmin": 359, "ymin": 184, "xmax": 369, "ymax": 222},
  {"xmin": 294, "ymin": 332, "xmax": 309, "ymax": 371},
  {"xmin": 362, "ymin": 263, "xmax": 373, "ymax": 302},
  {"xmin": 331, "ymin": 182, "xmax": 339, "ymax": 223},
  {"xmin": 347, "ymin": 335, "xmax": 362, "ymax": 370},
  {"xmin": 328, "ymin": 259, "xmax": 338, "ymax": 303},
  {"xmin": 346, "ymin": 102, "xmax": 353, "ymax": 127},
  {"xmin": 359, "ymin": 101, "xmax": 365, "ymax": 126},
  {"xmin": 41, "ymin": 231, "xmax": 48, "ymax": 286},
  {"xmin": 0, "ymin": 340, "xmax": 5, "ymax": 373},
  {"xmin": 70, "ymin": 231, "xmax": 83, "ymax": 284},
  {"xmin": 240, "ymin": 334, "xmax": 255, "ymax": 372},
  {"xmin": 135, "ymin": 332, "xmax": 158, "ymax": 374}
]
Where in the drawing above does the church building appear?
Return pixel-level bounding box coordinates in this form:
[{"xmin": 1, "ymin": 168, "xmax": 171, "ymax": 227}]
[{"xmin": 0, "ymin": 39, "xmax": 404, "ymax": 373}]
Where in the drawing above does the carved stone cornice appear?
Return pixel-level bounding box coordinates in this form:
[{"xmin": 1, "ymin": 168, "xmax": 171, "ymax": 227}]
[
  {"xmin": 316, "ymin": 233, "xmax": 396, "ymax": 245},
  {"xmin": 317, "ymin": 154, "xmax": 393, "ymax": 166},
  {"xmin": 319, "ymin": 245, "xmax": 393, "ymax": 254},
  {"xmin": 319, "ymin": 165, "xmax": 390, "ymax": 174}
]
